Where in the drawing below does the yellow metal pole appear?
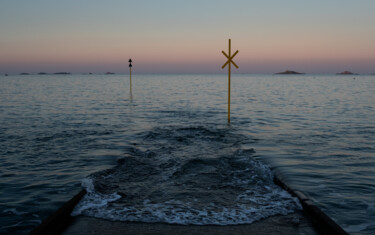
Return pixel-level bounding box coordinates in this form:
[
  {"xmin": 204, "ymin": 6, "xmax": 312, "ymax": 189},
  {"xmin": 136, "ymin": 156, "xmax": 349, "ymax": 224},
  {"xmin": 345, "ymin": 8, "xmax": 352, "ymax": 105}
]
[
  {"xmin": 221, "ymin": 39, "xmax": 238, "ymax": 124},
  {"xmin": 228, "ymin": 39, "xmax": 231, "ymax": 124}
]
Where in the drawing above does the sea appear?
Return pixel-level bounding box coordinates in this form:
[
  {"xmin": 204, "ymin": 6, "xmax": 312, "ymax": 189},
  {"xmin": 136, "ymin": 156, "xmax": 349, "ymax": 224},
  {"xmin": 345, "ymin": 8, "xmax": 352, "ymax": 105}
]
[{"xmin": 0, "ymin": 74, "xmax": 374, "ymax": 234}]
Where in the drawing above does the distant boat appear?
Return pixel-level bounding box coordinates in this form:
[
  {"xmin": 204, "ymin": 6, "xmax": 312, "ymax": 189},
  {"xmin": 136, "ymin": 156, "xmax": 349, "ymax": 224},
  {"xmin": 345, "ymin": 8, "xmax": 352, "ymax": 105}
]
[
  {"xmin": 275, "ymin": 70, "xmax": 305, "ymax": 75},
  {"xmin": 336, "ymin": 71, "xmax": 358, "ymax": 75},
  {"xmin": 4, "ymin": 74, "xmax": 8, "ymax": 76}
]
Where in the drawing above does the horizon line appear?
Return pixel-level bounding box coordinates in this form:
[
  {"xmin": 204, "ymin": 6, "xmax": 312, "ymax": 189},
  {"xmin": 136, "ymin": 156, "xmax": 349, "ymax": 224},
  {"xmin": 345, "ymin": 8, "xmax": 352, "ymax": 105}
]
[{"xmin": 3, "ymin": 72, "xmax": 375, "ymax": 76}]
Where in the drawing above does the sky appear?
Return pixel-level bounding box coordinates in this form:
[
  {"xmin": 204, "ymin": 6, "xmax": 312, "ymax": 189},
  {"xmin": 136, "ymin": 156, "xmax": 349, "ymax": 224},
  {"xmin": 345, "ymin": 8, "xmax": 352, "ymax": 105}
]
[{"xmin": 1, "ymin": 0, "xmax": 375, "ymax": 74}]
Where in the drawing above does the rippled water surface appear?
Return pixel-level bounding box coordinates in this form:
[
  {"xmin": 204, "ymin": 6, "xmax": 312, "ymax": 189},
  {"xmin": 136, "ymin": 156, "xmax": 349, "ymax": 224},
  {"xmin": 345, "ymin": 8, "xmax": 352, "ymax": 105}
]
[{"xmin": 0, "ymin": 74, "xmax": 374, "ymax": 234}]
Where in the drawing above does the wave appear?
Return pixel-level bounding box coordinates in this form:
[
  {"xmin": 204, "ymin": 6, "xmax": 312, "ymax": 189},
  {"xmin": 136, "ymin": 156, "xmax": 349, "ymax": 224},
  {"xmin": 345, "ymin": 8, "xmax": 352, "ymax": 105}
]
[{"xmin": 72, "ymin": 125, "xmax": 301, "ymax": 225}]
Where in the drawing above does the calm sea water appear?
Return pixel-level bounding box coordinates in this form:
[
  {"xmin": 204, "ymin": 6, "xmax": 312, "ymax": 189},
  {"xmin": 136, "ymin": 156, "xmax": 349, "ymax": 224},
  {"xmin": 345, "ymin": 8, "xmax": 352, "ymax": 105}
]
[{"xmin": 0, "ymin": 74, "xmax": 374, "ymax": 234}]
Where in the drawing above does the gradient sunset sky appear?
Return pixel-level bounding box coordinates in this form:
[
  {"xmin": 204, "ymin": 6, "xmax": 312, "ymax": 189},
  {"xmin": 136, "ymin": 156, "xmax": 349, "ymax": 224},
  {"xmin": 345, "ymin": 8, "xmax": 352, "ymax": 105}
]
[{"xmin": 1, "ymin": 0, "xmax": 374, "ymax": 74}]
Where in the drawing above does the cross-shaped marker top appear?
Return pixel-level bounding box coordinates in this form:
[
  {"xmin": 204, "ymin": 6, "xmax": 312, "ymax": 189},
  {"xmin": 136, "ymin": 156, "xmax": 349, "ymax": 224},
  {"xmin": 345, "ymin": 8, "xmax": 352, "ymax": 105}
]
[{"xmin": 222, "ymin": 39, "xmax": 239, "ymax": 69}]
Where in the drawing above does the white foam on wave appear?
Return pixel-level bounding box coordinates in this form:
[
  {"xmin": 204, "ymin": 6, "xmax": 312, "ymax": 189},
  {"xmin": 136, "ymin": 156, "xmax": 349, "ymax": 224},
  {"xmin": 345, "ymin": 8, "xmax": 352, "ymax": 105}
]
[
  {"xmin": 71, "ymin": 177, "xmax": 301, "ymax": 225},
  {"xmin": 80, "ymin": 177, "xmax": 95, "ymax": 192},
  {"xmin": 71, "ymin": 178, "xmax": 121, "ymax": 216},
  {"xmin": 70, "ymin": 153, "xmax": 303, "ymax": 225},
  {"xmin": 71, "ymin": 147, "xmax": 303, "ymax": 225},
  {"xmin": 74, "ymin": 194, "xmax": 300, "ymax": 225}
]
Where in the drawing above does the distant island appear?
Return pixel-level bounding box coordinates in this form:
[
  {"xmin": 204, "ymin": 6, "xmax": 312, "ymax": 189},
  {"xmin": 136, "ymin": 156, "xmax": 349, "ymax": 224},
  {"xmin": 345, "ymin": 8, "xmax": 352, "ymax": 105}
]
[
  {"xmin": 336, "ymin": 71, "xmax": 358, "ymax": 75},
  {"xmin": 38, "ymin": 72, "xmax": 48, "ymax": 75},
  {"xmin": 105, "ymin": 72, "xmax": 115, "ymax": 75},
  {"xmin": 275, "ymin": 70, "xmax": 305, "ymax": 75},
  {"xmin": 54, "ymin": 72, "xmax": 71, "ymax": 75},
  {"xmin": 20, "ymin": 73, "xmax": 30, "ymax": 75}
]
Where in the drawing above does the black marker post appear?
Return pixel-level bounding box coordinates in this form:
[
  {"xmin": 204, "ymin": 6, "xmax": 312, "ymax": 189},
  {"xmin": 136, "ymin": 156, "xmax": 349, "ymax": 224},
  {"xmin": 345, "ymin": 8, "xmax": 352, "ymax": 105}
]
[{"xmin": 129, "ymin": 59, "xmax": 133, "ymax": 97}]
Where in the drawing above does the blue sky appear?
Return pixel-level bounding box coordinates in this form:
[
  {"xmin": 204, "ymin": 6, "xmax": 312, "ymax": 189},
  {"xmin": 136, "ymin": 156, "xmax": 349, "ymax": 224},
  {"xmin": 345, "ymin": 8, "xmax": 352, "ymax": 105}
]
[{"xmin": 1, "ymin": 0, "xmax": 374, "ymax": 74}]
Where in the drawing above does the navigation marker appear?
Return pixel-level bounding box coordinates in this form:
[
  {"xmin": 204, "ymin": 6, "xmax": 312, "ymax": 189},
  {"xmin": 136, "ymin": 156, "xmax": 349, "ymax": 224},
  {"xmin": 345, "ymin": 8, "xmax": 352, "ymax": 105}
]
[
  {"xmin": 129, "ymin": 59, "xmax": 133, "ymax": 96},
  {"xmin": 222, "ymin": 39, "xmax": 239, "ymax": 124}
]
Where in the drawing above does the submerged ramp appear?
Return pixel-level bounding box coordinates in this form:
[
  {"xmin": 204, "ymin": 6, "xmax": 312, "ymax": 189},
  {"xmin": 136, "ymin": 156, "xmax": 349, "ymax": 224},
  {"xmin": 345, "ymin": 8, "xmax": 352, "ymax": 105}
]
[
  {"xmin": 31, "ymin": 124, "xmax": 348, "ymax": 234},
  {"xmin": 64, "ymin": 212, "xmax": 318, "ymax": 235},
  {"xmin": 273, "ymin": 173, "xmax": 348, "ymax": 235},
  {"xmin": 70, "ymin": 126, "xmax": 302, "ymax": 225}
]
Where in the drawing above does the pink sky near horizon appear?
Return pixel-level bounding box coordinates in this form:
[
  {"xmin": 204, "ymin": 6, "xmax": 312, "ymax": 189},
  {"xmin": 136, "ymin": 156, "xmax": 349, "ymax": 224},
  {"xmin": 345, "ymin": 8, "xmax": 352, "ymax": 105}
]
[{"xmin": 1, "ymin": 1, "xmax": 374, "ymax": 74}]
